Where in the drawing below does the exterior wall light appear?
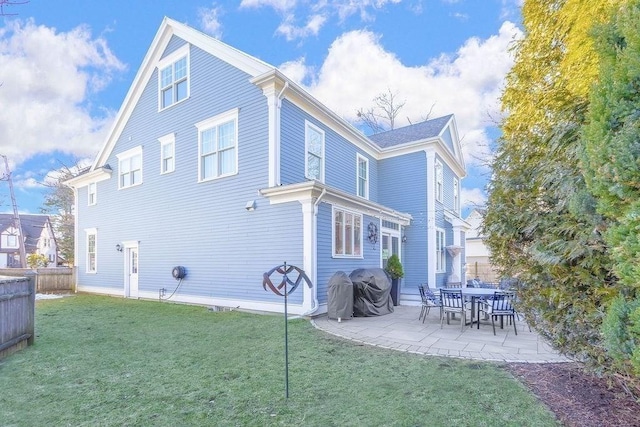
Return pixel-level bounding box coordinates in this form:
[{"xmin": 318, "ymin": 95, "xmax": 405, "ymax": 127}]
[
  {"xmin": 116, "ymin": 243, "xmax": 123, "ymax": 252},
  {"xmin": 245, "ymin": 200, "xmax": 256, "ymax": 211}
]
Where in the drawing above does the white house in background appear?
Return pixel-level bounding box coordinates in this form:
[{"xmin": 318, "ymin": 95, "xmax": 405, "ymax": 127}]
[
  {"xmin": 0, "ymin": 214, "xmax": 58, "ymax": 267},
  {"xmin": 464, "ymin": 208, "xmax": 499, "ymax": 282}
]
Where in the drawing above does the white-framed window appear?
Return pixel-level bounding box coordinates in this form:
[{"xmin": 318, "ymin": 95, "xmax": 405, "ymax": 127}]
[
  {"xmin": 453, "ymin": 177, "xmax": 459, "ymax": 213},
  {"xmin": 88, "ymin": 182, "xmax": 96, "ymax": 205},
  {"xmin": 6, "ymin": 234, "xmax": 18, "ymax": 248},
  {"xmin": 436, "ymin": 228, "xmax": 445, "ymax": 272},
  {"xmin": 117, "ymin": 146, "xmax": 143, "ymax": 189},
  {"xmin": 196, "ymin": 109, "xmax": 238, "ymax": 182},
  {"xmin": 357, "ymin": 154, "xmax": 369, "ymax": 199},
  {"xmin": 158, "ymin": 133, "xmax": 175, "ymax": 174},
  {"xmin": 435, "ymin": 160, "xmax": 443, "ymax": 203},
  {"xmin": 2, "ymin": 227, "xmax": 19, "ymax": 249},
  {"xmin": 305, "ymin": 121, "xmax": 324, "ymax": 182},
  {"xmin": 158, "ymin": 45, "xmax": 189, "ymax": 110},
  {"xmin": 333, "ymin": 207, "xmax": 362, "ymax": 258},
  {"xmin": 85, "ymin": 228, "xmax": 97, "ymax": 273}
]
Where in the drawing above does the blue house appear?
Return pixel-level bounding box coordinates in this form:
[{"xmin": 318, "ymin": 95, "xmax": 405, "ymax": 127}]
[{"xmin": 66, "ymin": 18, "xmax": 468, "ymax": 315}]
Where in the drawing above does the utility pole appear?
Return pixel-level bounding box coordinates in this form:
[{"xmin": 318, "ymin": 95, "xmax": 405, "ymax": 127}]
[{"xmin": 1, "ymin": 155, "xmax": 27, "ymax": 268}]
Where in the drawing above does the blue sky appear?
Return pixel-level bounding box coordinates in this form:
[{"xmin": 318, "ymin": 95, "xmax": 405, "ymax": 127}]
[{"xmin": 0, "ymin": 0, "xmax": 522, "ymax": 215}]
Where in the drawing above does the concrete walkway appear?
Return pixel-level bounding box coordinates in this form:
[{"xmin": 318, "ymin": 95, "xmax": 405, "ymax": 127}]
[{"xmin": 312, "ymin": 305, "xmax": 571, "ymax": 363}]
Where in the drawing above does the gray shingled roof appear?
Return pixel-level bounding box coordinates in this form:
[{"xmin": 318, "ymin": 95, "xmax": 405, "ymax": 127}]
[
  {"xmin": 0, "ymin": 214, "xmax": 51, "ymax": 253},
  {"xmin": 368, "ymin": 114, "xmax": 453, "ymax": 148}
]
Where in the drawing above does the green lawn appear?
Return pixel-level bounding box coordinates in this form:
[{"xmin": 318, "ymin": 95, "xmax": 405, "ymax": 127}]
[{"xmin": 0, "ymin": 295, "xmax": 559, "ymax": 426}]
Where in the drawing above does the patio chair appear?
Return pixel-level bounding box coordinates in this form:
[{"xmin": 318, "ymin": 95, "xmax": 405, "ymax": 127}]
[
  {"xmin": 439, "ymin": 289, "xmax": 468, "ymax": 332},
  {"xmin": 418, "ymin": 284, "xmax": 441, "ymax": 323},
  {"xmin": 481, "ymin": 291, "xmax": 517, "ymax": 335}
]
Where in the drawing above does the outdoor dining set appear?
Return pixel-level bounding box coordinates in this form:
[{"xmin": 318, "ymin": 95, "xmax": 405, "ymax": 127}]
[{"xmin": 418, "ymin": 280, "xmax": 522, "ymax": 335}]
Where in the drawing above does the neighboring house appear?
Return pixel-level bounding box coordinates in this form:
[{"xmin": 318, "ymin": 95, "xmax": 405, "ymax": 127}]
[
  {"xmin": 0, "ymin": 214, "xmax": 58, "ymax": 267},
  {"xmin": 464, "ymin": 208, "xmax": 499, "ymax": 282},
  {"xmin": 65, "ymin": 18, "xmax": 468, "ymax": 315}
]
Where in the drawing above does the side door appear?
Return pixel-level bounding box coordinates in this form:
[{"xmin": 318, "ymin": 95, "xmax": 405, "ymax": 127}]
[{"xmin": 125, "ymin": 245, "xmax": 139, "ymax": 298}]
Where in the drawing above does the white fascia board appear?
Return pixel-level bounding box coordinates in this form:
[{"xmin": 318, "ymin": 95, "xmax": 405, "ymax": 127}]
[
  {"xmin": 378, "ymin": 138, "xmax": 466, "ymax": 178},
  {"xmin": 439, "ymin": 115, "xmax": 466, "ymax": 172},
  {"xmin": 251, "ymin": 70, "xmax": 380, "ymax": 159},
  {"xmin": 168, "ymin": 18, "xmax": 273, "ymax": 77},
  {"xmin": 260, "ymin": 181, "xmax": 412, "ymax": 225},
  {"xmin": 92, "ymin": 17, "xmax": 273, "ymax": 171},
  {"xmin": 64, "ymin": 167, "xmax": 112, "ymax": 188},
  {"xmin": 444, "ymin": 209, "xmax": 472, "ymax": 230}
]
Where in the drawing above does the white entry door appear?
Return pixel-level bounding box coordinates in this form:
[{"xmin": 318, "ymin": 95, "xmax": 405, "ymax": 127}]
[
  {"xmin": 382, "ymin": 232, "xmax": 400, "ymax": 268},
  {"xmin": 126, "ymin": 246, "xmax": 139, "ymax": 298}
]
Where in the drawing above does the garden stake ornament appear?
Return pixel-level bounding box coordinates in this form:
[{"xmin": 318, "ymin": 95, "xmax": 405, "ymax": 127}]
[{"xmin": 262, "ymin": 262, "xmax": 312, "ymax": 398}]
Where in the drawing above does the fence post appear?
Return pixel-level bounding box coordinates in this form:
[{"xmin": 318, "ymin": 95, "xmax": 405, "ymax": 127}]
[{"xmin": 24, "ymin": 271, "xmax": 36, "ymax": 346}]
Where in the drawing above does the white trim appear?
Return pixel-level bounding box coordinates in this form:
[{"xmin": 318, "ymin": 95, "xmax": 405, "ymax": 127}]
[
  {"xmin": 305, "ymin": 120, "xmax": 325, "ymax": 182},
  {"xmin": 87, "ymin": 182, "xmax": 97, "ymax": 206},
  {"xmin": 64, "ymin": 167, "xmax": 112, "ymax": 188},
  {"xmin": 117, "ymin": 146, "xmax": 143, "ymax": 190},
  {"xmin": 435, "ymin": 159, "xmax": 443, "ymax": 203},
  {"xmin": 84, "ymin": 228, "xmax": 97, "ymax": 274},
  {"xmin": 158, "ymin": 132, "xmax": 176, "ymax": 174},
  {"xmin": 435, "ymin": 227, "xmax": 446, "ymax": 273},
  {"xmin": 426, "ymin": 151, "xmax": 436, "ymax": 287},
  {"xmin": 260, "ymin": 181, "xmax": 412, "ymax": 226},
  {"xmin": 157, "ymin": 43, "xmax": 190, "ymax": 111},
  {"xmin": 75, "ymin": 286, "xmax": 313, "ymax": 315},
  {"xmin": 196, "ymin": 108, "xmax": 239, "ymax": 183},
  {"xmin": 356, "ymin": 154, "xmax": 369, "ymax": 199},
  {"xmin": 331, "ymin": 205, "xmax": 364, "ymax": 259},
  {"xmin": 91, "ymin": 17, "xmax": 272, "ymax": 170},
  {"xmin": 453, "ymin": 177, "xmax": 460, "ymax": 214}
]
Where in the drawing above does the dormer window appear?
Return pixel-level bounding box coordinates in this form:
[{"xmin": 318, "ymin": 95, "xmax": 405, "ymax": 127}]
[{"xmin": 158, "ymin": 45, "xmax": 190, "ymax": 110}]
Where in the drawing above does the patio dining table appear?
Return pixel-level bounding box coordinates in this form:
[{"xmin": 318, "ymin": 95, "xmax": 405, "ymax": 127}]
[{"xmin": 441, "ymin": 287, "xmax": 498, "ymax": 329}]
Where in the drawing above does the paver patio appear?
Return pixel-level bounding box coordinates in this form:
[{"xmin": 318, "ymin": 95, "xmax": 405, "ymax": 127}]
[{"xmin": 312, "ymin": 305, "xmax": 571, "ymax": 363}]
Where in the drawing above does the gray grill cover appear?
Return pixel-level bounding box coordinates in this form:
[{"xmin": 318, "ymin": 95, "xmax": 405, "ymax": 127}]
[
  {"xmin": 327, "ymin": 271, "xmax": 354, "ymax": 320},
  {"xmin": 350, "ymin": 268, "xmax": 394, "ymax": 317}
]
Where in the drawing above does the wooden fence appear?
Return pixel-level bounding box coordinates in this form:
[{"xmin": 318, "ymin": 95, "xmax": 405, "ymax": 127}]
[
  {"xmin": 0, "ymin": 274, "xmax": 35, "ymax": 360},
  {"xmin": 0, "ymin": 268, "xmax": 74, "ymax": 293}
]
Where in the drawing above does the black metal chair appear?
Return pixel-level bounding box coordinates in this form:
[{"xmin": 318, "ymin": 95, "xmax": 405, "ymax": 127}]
[
  {"xmin": 481, "ymin": 291, "xmax": 517, "ymax": 335},
  {"xmin": 418, "ymin": 284, "xmax": 441, "ymax": 323},
  {"xmin": 439, "ymin": 289, "xmax": 467, "ymax": 332}
]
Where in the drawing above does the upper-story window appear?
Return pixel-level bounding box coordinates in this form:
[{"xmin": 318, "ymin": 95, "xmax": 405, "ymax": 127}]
[
  {"xmin": 435, "ymin": 160, "xmax": 443, "ymax": 203},
  {"xmin": 2, "ymin": 227, "xmax": 19, "ymax": 249},
  {"xmin": 117, "ymin": 146, "xmax": 143, "ymax": 189},
  {"xmin": 357, "ymin": 154, "xmax": 369, "ymax": 199},
  {"xmin": 333, "ymin": 207, "xmax": 362, "ymax": 258},
  {"xmin": 158, "ymin": 45, "xmax": 189, "ymax": 110},
  {"xmin": 305, "ymin": 121, "xmax": 324, "ymax": 182},
  {"xmin": 453, "ymin": 177, "xmax": 460, "ymax": 213},
  {"xmin": 158, "ymin": 133, "xmax": 175, "ymax": 174},
  {"xmin": 436, "ymin": 228, "xmax": 445, "ymax": 272},
  {"xmin": 88, "ymin": 182, "xmax": 96, "ymax": 205},
  {"xmin": 196, "ymin": 109, "xmax": 238, "ymax": 182}
]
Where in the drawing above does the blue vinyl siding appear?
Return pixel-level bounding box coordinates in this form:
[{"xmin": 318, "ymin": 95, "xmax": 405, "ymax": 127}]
[
  {"xmin": 280, "ymin": 101, "xmax": 378, "ymax": 201},
  {"xmin": 378, "ymin": 152, "xmax": 427, "ymax": 295},
  {"xmin": 315, "ymin": 202, "xmax": 380, "ymax": 305},
  {"xmin": 75, "ymin": 38, "xmax": 306, "ymax": 305}
]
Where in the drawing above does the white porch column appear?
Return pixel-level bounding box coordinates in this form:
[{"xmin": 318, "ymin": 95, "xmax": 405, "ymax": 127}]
[
  {"xmin": 425, "ymin": 151, "xmax": 436, "ymax": 287},
  {"xmin": 300, "ymin": 198, "xmax": 316, "ymax": 313}
]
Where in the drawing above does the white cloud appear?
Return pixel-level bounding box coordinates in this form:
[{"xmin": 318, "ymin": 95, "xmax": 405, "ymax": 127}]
[
  {"xmin": 284, "ymin": 21, "xmax": 523, "ymax": 168},
  {"xmin": 279, "ymin": 57, "xmax": 313, "ymax": 83},
  {"xmin": 0, "ymin": 19, "xmax": 125, "ymax": 166},
  {"xmin": 241, "ymin": 0, "xmax": 402, "ymax": 40},
  {"xmin": 199, "ymin": 4, "xmax": 224, "ymax": 39},
  {"xmin": 277, "ymin": 13, "xmax": 327, "ymax": 41},
  {"xmin": 461, "ymin": 187, "xmax": 486, "ymax": 210}
]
